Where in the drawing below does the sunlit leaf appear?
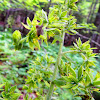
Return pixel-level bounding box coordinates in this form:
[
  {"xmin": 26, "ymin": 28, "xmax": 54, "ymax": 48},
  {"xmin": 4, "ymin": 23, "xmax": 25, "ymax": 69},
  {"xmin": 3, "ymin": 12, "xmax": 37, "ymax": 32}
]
[
  {"xmin": 44, "ymin": 81, "xmax": 50, "ymax": 87},
  {"xmin": 0, "ymin": 84, "xmax": 5, "ymax": 88},
  {"xmin": 69, "ymin": 66, "xmax": 76, "ymax": 77},
  {"xmin": 62, "ymin": 76, "xmax": 71, "ymax": 82},
  {"xmin": 9, "ymin": 86, "xmax": 17, "ymax": 93},
  {"xmin": 85, "ymin": 73, "xmax": 91, "ymax": 85},
  {"xmin": 78, "ymin": 66, "xmax": 83, "ymax": 80},
  {"xmin": 27, "ymin": 17, "xmax": 32, "ymax": 26},
  {"xmin": 22, "ymin": 23, "xmax": 30, "ymax": 29},
  {"xmin": 68, "ymin": 75, "xmax": 78, "ymax": 84},
  {"xmin": 29, "ymin": 41, "xmax": 35, "ymax": 50},
  {"xmin": 42, "ymin": 9, "xmax": 48, "ymax": 23},
  {"xmin": 61, "ymin": 84, "xmax": 73, "ymax": 89},
  {"xmin": 93, "ymin": 81, "xmax": 100, "ymax": 86},
  {"xmin": 70, "ymin": 30, "xmax": 78, "ymax": 34},
  {"xmin": 61, "ymin": 11, "xmax": 67, "ymax": 17}
]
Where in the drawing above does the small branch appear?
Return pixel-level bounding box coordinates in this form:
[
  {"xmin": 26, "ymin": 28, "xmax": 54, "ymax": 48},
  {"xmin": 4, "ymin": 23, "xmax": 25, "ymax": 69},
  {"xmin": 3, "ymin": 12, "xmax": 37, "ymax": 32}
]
[
  {"xmin": 62, "ymin": 50, "xmax": 80, "ymax": 55},
  {"xmin": 76, "ymin": 33, "xmax": 100, "ymax": 48},
  {"xmin": 63, "ymin": 55, "xmax": 75, "ymax": 64},
  {"xmin": 46, "ymin": 31, "xmax": 65, "ymax": 100}
]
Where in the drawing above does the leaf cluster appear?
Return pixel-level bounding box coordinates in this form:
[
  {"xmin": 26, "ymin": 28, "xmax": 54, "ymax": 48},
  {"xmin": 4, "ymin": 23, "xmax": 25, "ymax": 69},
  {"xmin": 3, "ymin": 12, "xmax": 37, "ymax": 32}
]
[{"xmin": 11, "ymin": 0, "xmax": 100, "ymax": 100}]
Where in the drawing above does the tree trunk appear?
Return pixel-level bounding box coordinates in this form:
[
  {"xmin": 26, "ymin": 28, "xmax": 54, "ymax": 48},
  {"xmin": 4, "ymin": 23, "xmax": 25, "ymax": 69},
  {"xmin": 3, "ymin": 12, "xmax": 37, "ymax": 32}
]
[
  {"xmin": 92, "ymin": 4, "xmax": 100, "ymax": 52},
  {"xmin": 87, "ymin": 0, "xmax": 95, "ymax": 23},
  {"xmin": 94, "ymin": 5, "xmax": 100, "ymax": 30},
  {"xmin": 90, "ymin": 0, "xmax": 99, "ymax": 23},
  {"xmin": 87, "ymin": 0, "xmax": 99, "ymax": 23},
  {"xmin": 94, "ymin": 4, "xmax": 100, "ymax": 26}
]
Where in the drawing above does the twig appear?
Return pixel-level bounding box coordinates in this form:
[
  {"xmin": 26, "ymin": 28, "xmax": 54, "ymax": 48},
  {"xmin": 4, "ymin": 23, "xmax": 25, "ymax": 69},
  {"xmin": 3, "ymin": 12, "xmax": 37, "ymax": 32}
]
[{"xmin": 76, "ymin": 33, "xmax": 100, "ymax": 48}]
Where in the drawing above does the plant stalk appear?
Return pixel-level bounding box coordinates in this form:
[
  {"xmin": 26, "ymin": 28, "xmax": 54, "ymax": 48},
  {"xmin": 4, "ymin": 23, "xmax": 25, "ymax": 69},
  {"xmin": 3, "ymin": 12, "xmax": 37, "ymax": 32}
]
[
  {"xmin": 46, "ymin": 31, "xmax": 65, "ymax": 100},
  {"xmin": 46, "ymin": 1, "xmax": 67, "ymax": 99},
  {"xmin": 62, "ymin": 50, "xmax": 81, "ymax": 55}
]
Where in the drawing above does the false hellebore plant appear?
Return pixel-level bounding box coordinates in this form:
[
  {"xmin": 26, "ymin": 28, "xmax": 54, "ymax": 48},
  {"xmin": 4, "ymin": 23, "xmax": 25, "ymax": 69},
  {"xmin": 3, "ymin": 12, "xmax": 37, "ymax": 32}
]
[{"xmin": 12, "ymin": 0, "xmax": 100, "ymax": 100}]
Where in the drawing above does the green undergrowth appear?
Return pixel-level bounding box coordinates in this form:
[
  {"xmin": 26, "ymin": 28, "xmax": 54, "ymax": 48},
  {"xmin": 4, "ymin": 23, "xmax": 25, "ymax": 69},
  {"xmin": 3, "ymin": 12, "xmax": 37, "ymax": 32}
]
[
  {"xmin": 0, "ymin": 31, "xmax": 100, "ymax": 99},
  {"xmin": 0, "ymin": 31, "xmax": 99, "ymax": 83}
]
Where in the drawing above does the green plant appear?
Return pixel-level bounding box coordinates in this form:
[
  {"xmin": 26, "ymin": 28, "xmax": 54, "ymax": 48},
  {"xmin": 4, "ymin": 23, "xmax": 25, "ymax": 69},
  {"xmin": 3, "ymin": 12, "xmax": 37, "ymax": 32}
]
[
  {"xmin": 7, "ymin": 15, "xmax": 15, "ymax": 28},
  {"xmin": 12, "ymin": 0, "xmax": 100, "ymax": 100},
  {"xmin": 0, "ymin": 0, "xmax": 64, "ymax": 12},
  {"xmin": 0, "ymin": 83, "xmax": 21, "ymax": 100}
]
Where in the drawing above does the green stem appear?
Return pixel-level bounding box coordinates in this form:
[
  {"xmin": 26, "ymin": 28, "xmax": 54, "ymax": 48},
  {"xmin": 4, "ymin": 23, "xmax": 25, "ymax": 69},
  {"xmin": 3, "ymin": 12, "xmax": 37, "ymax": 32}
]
[
  {"xmin": 46, "ymin": 31, "xmax": 65, "ymax": 100},
  {"xmin": 62, "ymin": 50, "xmax": 80, "ymax": 55},
  {"xmin": 46, "ymin": 1, "xmax": 67, "ymax": 99}
]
